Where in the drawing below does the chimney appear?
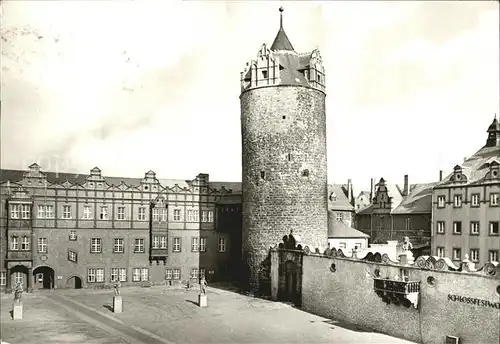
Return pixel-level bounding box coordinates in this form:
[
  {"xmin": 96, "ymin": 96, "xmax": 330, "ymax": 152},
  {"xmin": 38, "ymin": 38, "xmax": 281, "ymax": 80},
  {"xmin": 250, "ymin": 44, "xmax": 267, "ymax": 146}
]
[
  {"xmin": 439, "ymin": 170, "xmax": 443, "ymax": 181},
  {"xmin": 347, "ymin": 179, "xmax": 353, "ymax": 205},
  {"xmin": 370, "ymin": 178, "xmax": 375, "ymax": 201},
  {"xmin": 403, "ymin": 175, "xmax": 409, "ymax": 196}
]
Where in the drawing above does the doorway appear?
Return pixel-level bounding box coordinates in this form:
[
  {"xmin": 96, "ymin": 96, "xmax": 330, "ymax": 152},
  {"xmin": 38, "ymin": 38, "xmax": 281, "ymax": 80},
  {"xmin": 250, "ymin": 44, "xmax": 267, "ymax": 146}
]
[
  {"xmin": 66, "ymin": 276, "xmax": 83, "ymax": 289},
  {"xmin": 284, "ymin": 260, "xmax": 298, "ymax": 304},
  {"xmin": 32, "ymin": 266, "xmax": 55, "ymax": 289}
]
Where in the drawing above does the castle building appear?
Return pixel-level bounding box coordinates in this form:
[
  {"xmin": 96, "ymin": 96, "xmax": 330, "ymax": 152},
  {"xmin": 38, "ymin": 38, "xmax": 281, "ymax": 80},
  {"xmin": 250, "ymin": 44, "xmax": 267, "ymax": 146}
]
[
  {"xmin": 355, "ymin": 176, "xmax": 435, "ymax": 257},
  {"xmin": 431, "ymin": 116, "xmax": 500, "ymax": 267},
  {"xmin": 0, "ymin": 165, "xmax": 242, "ymax": 292},
  {"xmin": 328, "ymin": 180, "xmax": 355, "ymax": 228},
  {"xmin": 240, "ymin": 8, "xmax": 328, "ymax": 292}
]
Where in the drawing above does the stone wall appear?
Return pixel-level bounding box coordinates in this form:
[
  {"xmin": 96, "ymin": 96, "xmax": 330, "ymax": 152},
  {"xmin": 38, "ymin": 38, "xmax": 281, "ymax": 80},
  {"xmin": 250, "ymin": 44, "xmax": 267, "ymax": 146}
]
[
  {"xmin": 241, "ymin": 85, "xmax": 328, "ymax": 293},
  {"xmin": 272, "ymin": 243, "xmax": 500, "ymax": 344}
]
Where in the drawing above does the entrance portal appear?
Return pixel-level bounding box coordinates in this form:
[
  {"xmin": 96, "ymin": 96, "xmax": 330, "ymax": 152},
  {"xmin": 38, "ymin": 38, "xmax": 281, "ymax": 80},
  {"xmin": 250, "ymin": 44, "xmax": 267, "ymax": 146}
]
[
  {"xmin": 66, "ymin": 276, "xmax": 83, "ymax": 289},
  {"xmin": 10, "ymin": 265, "xmax": 29, "ymax": 290},
  {"xmin": 284, "ymin": 260, "xmax": 298, "ymax": 304},
  {"xmin": 33, "ymin": 266, "xmax": 55, "ymax": 289}
]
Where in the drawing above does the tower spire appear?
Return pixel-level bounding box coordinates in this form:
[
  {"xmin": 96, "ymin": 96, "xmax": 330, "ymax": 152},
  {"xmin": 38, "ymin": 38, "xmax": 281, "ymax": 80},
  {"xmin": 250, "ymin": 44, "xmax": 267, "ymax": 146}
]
[
  {"xmin": 279, "ymin": 6, "xmax": 284, "ymax": 29},
  {"xmin": 270, "ymin": 7, "xmax": 294, "ymax": 51},
  {"xmin": 485, "ymin": 113, "xmax": 500, "ymax": 147}
]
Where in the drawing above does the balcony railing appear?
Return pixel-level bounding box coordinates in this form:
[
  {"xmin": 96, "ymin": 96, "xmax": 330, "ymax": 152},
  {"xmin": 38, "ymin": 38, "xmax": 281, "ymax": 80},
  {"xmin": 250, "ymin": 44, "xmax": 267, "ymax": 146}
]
[
  {"xmin": 7, "ymin": 250, "xmax": 32, "ymax": 261},
  {"xmin": 150, "ymin": 249, "xmax": 168, "ymax": 259},
  {"xmin": 373, "ymin": 278, "xmax": 420, "ymax": 308}
]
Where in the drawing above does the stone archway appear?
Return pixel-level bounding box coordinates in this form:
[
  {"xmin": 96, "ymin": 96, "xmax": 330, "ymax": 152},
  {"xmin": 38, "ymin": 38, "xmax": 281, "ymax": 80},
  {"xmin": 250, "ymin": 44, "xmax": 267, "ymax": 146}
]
[
  {"xmin": 10, "ymin": 265, "xmax": 29, "ymax": 290},
  {"xmin": 33, "ymin": 266, "xmax": 55, "ymax": 289},
  {"xmin": 66, "ymin": 275, "xmax": 83, "ymax": 289}
]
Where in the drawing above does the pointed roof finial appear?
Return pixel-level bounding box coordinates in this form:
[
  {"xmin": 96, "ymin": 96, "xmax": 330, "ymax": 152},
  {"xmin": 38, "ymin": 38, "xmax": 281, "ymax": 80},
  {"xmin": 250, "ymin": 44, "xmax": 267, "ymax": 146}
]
[{"xmin": 279, "ymin": 6, "xmax": 284, "ymax": 29}]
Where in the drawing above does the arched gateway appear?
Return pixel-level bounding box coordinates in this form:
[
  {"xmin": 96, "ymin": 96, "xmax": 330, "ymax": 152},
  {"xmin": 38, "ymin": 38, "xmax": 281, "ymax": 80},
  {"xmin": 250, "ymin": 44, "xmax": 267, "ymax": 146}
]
[{"xmin": 33, "ymin": 266, "xmax": 55, "ymax": 289}]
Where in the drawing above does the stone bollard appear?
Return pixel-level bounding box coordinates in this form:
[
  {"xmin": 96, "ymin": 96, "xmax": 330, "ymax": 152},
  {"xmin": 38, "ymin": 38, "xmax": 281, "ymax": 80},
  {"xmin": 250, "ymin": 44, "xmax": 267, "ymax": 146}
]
[
  {"xmin": 113, "ymin": 295, "xmax": 123, "ymax": 313},
  {"xmin": 13, "ymin": 301, "xmax": 23, "ymax": 320},
  {"xmin": 198, "ymin": 293, "xmax": 208, "ymax": 307}
]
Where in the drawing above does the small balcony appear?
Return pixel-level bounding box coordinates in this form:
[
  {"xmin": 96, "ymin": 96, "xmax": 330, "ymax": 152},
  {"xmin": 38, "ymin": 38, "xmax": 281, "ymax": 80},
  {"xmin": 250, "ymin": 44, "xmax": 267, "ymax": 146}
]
[
  {"xmin": 7, "ymin": 250, "xmax": 32, "ymax": 261},
  {"xmin": 373, "ymin": 278, "xmax": 420, "ymax": 308},
  {"xmin": 150, "ymin": 249, "xmax": 168, "ymax": 260}
]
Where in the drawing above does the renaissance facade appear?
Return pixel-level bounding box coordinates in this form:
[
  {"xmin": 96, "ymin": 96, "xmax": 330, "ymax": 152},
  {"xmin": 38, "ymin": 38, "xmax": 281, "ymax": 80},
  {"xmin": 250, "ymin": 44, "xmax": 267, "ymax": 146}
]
[{"xmin": 0, "ymin": 164, "xmax": 242, "ymax": 292}]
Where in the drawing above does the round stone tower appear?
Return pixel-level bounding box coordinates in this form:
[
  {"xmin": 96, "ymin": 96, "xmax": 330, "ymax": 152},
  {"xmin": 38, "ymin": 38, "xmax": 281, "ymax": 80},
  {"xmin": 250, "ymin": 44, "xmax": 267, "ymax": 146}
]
[{"xmin": 240, "ymin": 7, "xmax": 328, "ymax": 293}]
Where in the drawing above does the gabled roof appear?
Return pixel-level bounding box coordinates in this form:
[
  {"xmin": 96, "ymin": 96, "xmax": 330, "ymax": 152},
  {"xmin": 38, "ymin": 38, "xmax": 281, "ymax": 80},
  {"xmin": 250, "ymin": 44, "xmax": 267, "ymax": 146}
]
[
  {"xmin": 328, "ymin": 211, "xmax": 369, "ymax": 238},
  {"xmin": 392, "ymin": 182, "xmax": 437, "ymax": 214},
  {"xmin": 356, "ymin": 181, "xmax": 404, "ymax": 215},
  {"xmin": 328, "ymin": 184, "xmax": 354, "ymax": 211},
  {"xmin": 435, "ymin": 145, "xmax": 500, "ymax": 187}
]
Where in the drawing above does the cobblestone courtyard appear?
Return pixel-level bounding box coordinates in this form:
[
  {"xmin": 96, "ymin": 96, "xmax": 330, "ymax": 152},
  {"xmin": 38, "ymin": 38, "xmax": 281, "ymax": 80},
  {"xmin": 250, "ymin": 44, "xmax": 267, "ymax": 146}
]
[{"xmin": 1, "ymin": 286, "xmax": 417, "ymax": 344}]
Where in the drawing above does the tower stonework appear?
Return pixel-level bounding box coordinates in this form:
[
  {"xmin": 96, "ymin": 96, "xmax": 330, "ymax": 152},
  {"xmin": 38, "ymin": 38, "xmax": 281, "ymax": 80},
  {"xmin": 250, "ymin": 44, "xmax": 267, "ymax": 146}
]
[{"xmin": 240, "ymin": 8, "xmax": 328, "ymax": 293}]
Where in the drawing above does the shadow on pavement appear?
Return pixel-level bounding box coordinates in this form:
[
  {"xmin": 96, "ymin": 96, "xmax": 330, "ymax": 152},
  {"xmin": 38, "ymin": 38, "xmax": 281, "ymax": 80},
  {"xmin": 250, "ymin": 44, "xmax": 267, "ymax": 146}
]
[{"xmin": 102, "ymin": 304, "xmax": 113, "ymax": 313}]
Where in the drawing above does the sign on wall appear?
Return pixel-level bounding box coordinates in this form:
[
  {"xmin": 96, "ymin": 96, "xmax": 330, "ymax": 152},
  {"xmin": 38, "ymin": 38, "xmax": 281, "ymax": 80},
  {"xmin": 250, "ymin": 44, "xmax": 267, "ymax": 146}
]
[{"xmin": 447, "ymin": 294, "xmax": 500, "ymax": 309}]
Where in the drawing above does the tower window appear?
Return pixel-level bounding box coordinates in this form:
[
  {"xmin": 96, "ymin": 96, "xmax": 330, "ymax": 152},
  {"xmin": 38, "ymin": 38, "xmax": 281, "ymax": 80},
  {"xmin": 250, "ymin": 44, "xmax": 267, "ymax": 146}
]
[
  {"xmin": 287, "ymin": 153, "xmax": 291, "ymax": 161},
  {"xmin": 302, "ymin": 169, "xmax": 309, "ymax": 177},
  {"xmin": 260, "ymin": 171, "xmax": 266, "ymax": 180},
  {"xmin": 262, "ymin": 70, "xmax": 268, "ymax": 79},
  {"xmin": 317, "ymin": 74, "xmax": 321, "ymax": 83},
  {"xmin": 282, "ymin": 115, "xmax": 286, "ymax": 120}
]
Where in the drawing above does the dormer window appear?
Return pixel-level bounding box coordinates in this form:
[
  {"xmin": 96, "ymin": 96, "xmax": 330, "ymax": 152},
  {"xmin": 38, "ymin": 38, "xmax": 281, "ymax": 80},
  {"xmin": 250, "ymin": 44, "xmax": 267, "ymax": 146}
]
[{"xmin": 329, "ymin": 192, "xmax": 337, "ymax": 202}]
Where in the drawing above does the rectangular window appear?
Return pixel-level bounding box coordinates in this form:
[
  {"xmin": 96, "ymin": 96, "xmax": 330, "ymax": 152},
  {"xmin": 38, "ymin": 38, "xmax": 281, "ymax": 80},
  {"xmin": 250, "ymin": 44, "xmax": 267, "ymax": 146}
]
[
  {"xmin": 470, "ymin": 249, "xmax": 479, "ymax": 263},
  {"xmin": 62, "ymin": 205, "xmax": 72, "ymax": 219},
  {"xmin": 262, "ymin": 70, "xmax": 268, "ymax": 79},
  {"xmin": 100, "ymin": 206, "xmax": 109, "ymax": 220},
  {"xmin": 113, "ymin": 238, "xmax": 124, "ymax": 253},
  {"xmin": 45, "ymin": 205, "xmax": 53, "ymax": 218},
  {"xmin": 38, "ymin": 238, "xmax": 47, "ymax": 253},
  {"xmin": 111, "ymin": 268, "xmax": 119, "ymax": 282},
  {"xmin": 68, "ymin": 250, "xmax": 77, "ymax": 262},
  {"xmin": 87, "ymin": 268, "xmax": 104, "ymax": 283},
  {"xmin": 489, "ymin": 222, "xmax": 499, "ymax": 235},
  {"xmin": 470, "ymin": 222, "xmax": 480, "ymax": 235},
  {"xmin": 436, "ymin": 221, "xmax": 445, "ymax": 234},
  {"xmin": 452, "ymin": 248, "xmax": 461, "ymax": 261},
  {"xmin": 489, "ymin": 250, "xmax": 499, "ymax": 262},
  {"xmin": 0, "ymin": 272, "xmax": 6, "ymax": 286},
  {"xmin": 339, "ymin": 242, "xmax": 346, "ymax": 249},
  {"xmin": 10, "ymin": 204, "xmax": 20, "ymax": 219},
  {"xmin": 173, "ymin": 268, "xmax": 181, "ymax": 280},
  {"xmin": 117, "ymin": 207, "xmax": 125, "ymax": 220},
  {"xmin": 134, "ymin": 238, "xmax": 145, "ymax": 253},
  {"xmin": 218, "ymin": 237, "xmax": 226, "ymax": 253},
  {"xmin": 190, "ymin": 268, "xmax": 199, "ymax": 279},
  {"xmin": 132, "ymin": 268, "xmax": 141, "ymax": 282},
  {"xmin": 138, "ymin": 207, "xmax": 146, "ymax": 221},
  {"xmin": 96, "ymin": 268, "xmax": 104, "ymax": 282},
  {"xmin": 14, "ymin": 272, "xmax": 23, "ymax": 285},
  {"xmin": 453, "ymin": 221, "xmax": 462, "ymax": 235},
  {"xmin": 437, "ymin": 195, "xmax": 445, "ymax": 208},
  {"xmin": 173, "ymin": 209, "xmax": 181, "ymax": 221},
  {"xmin": 141, "ymin": 268, "xmax": 148, "ymax": 282},
  {"xmin": 152, "ymin": 208, "xmax": 159, "ymax": 222},
  {"xmin": 160, "ymin": 208, "xmax": 167, "ymax": 222},
  {"xmin": 199, "ymin": 237, "xmax": 207, "ymax": 252},
  {"xmin": 490, "ymin": 193, "xmax": 499, "ymax": 206},
  {"xmin": 160, "ymin": 236, "xmax": 167, "ymax": 249},
  {"xmin": 436, "ymin": 247, "xmax": 445, "ymax": 258},
  {"xmin": 21, "ymin": 236, "xmax": 30, "ymax": 250},
  {"xmin": 119, "ymin": 268, "xmax": 127, "ymax": 282},
  {"xmin": 405, "ymin": 217, "xmax": 411, "ymax": 230},
  {"xmin": 355, "ymin": 242, "xmax": 362, "ymax": 249},
  {"xmin": 152, "ymin": 236, "xmax": 159, "ymax": 249},
  {"xmin": 173, "ymin": 238, "xmax": 181, "ymax": 252},
  {"xmin": 471, "ymin": 194, "xmax": 480, "ymax": 207},
  {"xmin": 10, "ymin": 236, "xmax": 19, "ymax": 250},
  {"xmin": 38, "ymin": 205, "xmax": 45, "ymax": 218},
  {"xmin": 191, "ymin": 237, "xmax": 199, "ymax": 252},
  {"xmin": 335, "ymin": 213, "xmax": 343, "ymax": 222},
  {"xmin": 199, "ymin": 268, "xmax": 206, "ymax": 279},
  {"xmin": 453, "ymin": 195, "xmax": 462, "ymax": 208},
  {"xmin": 69, "ymin": 230, "xmax": 77, "ymax": 241},
  {"xmin": 83, "ymin": 205, "xmax": 92, "ymax": 219},
  {"xmin": 91, "ymin": 238, "xmax": 102, "ymax": 253},
  {"xmin": 165, "ymin": 269, "xmax": 172, "ymax": 280},
  {"xmin": 188, "ymin": 209, "xmax": 199, "ymax": 222},
  {"xmin": 21, "ymin": 205, "xmax": 30, "ymax": 219},
  {"xmin": 201, "ymin": 210, "xmax": 213, "ymax": 222}
]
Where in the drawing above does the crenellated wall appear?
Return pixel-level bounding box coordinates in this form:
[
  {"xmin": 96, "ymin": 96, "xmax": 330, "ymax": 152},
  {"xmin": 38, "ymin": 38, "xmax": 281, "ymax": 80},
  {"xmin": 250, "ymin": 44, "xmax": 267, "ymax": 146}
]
[{"xmin": 271, "ymin": 240, "xmax": 500, "ymax": 344}]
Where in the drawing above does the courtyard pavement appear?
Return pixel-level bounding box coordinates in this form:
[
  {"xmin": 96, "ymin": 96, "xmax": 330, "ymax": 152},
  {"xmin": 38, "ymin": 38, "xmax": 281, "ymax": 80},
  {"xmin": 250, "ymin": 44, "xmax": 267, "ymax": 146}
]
[{"xmin": 1, "ymin": 285, "xmax": 418, "ymax": 344}]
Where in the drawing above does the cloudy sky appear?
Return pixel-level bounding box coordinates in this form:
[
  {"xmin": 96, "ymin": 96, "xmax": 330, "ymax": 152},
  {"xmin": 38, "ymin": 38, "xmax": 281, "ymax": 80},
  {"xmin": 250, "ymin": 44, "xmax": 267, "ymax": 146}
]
[{"xmin": 1, "ymin": 1, "xmax": 499, "ymax": 192}]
